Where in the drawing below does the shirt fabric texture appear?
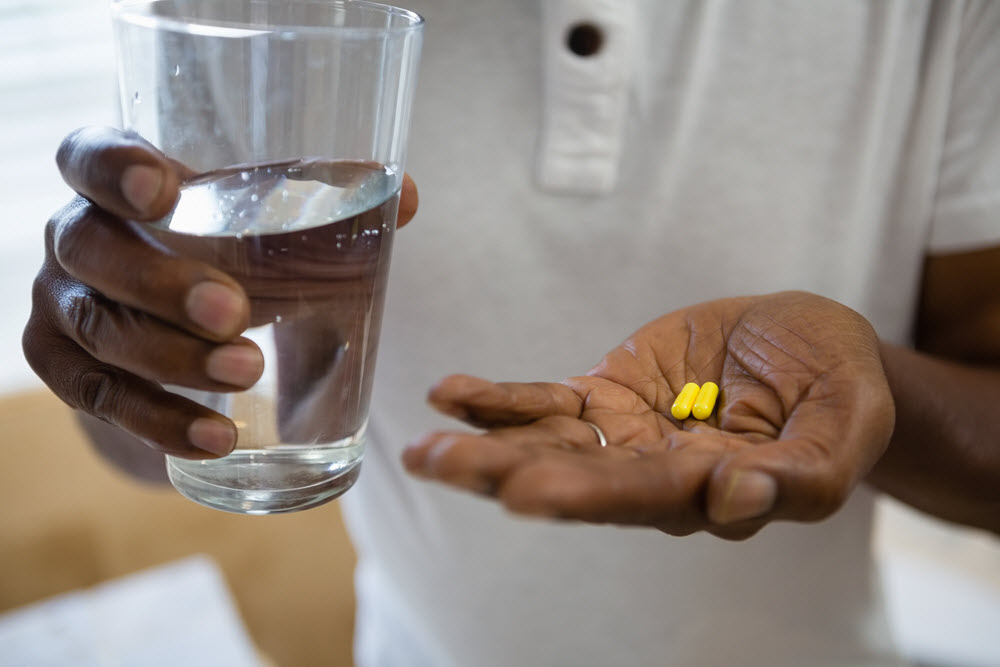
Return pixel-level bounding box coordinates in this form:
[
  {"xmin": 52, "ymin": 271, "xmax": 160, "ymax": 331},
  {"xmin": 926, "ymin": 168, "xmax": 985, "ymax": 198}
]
[{"xmin": 330, "ymin": 1, "xmax": 1000, "ymax": 665}]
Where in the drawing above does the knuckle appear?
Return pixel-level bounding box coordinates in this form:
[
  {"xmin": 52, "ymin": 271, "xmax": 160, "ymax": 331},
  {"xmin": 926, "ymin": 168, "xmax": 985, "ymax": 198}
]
[
  {"xmin": 21, "ymin": 316, "xmax": 55, "ymax": 375},
  {"xmin": 55, "ymin": 127, "xmax": 90, "ymax": 172},
  {"xmin": 43, "ymin": 215, "xmax": 57, "ymax": 255},
  {"xmin": 57, "ymin": 126, "xmax": 119, "ymax": 179},
  {"xmin": 29, "ymin": 264, "xmax": 56, "ymax": 310},
  {"xmin": 51, "ymin": 199, "xmax": 98, "ymax": 271},
  {"xmin": 73, "ymin": 367, "xmax": 129, "ymax": 418},
  {"xmin": 48, "ymin": 195, "xmax": 89, "ymax": 232},
  {"xmin": 64, "ymin": 291, "xmax": 111, "ymax": 352},
  {"xmin": 57, "ymin": 126, "xmax": 159, "ymax": 205}
]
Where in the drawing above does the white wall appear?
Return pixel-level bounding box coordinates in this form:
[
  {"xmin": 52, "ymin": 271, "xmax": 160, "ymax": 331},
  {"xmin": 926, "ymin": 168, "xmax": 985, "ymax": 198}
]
[{"xmin": 0, "ymin": 0, "xmax": 116, "ymax": 395}]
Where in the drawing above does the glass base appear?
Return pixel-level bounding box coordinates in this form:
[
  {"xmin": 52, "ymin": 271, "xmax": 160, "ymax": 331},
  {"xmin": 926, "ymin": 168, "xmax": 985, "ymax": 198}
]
[{"xmin": 166, "ymin": 447, "xmax": 362, "ymax": 515}]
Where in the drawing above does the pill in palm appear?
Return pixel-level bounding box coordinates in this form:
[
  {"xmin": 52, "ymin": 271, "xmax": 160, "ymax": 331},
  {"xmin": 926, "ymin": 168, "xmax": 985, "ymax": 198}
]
[
  {"xmin": 691, "ymin": 381, "xmax": 719, "ymax": 420},
  {"xmin": 670, "ymin": 382, "xmax": 701, "ymax": 420}
]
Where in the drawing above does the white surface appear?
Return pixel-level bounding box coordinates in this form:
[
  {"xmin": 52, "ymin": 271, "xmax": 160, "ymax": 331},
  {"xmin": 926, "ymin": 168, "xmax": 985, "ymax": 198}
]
[
  {"xmin": 876, "ymin": 500, "xmax": 1000, "ymax": 667},
  {"xmin": 0, "ymin": 555, "xmax": 263, "ymax": 667},
  {"xmin": 882, "ymin": 555, "xmax": 1000, "ymax": 667}
]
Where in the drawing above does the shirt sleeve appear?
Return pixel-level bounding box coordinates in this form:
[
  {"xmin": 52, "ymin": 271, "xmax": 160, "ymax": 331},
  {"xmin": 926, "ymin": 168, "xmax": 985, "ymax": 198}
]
[{"xmin": 927, "ymin": 0, "xmax": 1000, "ymax": 253}]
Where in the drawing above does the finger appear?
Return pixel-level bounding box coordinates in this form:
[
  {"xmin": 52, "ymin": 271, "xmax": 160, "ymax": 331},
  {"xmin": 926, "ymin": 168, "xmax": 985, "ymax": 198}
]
[
  {"xmin": 50, "ymin": 280, "xmax": 263, "ymax": 391},
  {"xmin": 50, "ymin": 200, "xmax": 250, "ymax": 341},
  {"xmin": 397, "ymin": 173, "xmax": 418, "ymax": 228},
  {"xmin": 402, "ymin": 432, "xmax": 534, "ymax": 494},
  {"xmin": 496, "ymin": 447, "xmax": 721, "ymax": 529},
  {"xmin": 427, "ymin": 374, "xmax": 583, "ymax": 426},
  {"xmin": 403, "ymin": 416, "xmax": 619, "ymax": 487},
  {"xmin": 405, "ymin": 422, "xmax": 727, "ymax": 533},
  {"xmin": 23, "ymin": 322, "xmax": 236, "ymax": 459},
  {"xmin": 57, "ymin": 126, "xmax": 189, "ymax": 221}
]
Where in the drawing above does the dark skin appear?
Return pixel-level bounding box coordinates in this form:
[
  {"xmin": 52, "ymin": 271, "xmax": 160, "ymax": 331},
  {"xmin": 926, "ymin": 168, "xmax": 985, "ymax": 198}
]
[
  {"xmin": 24, "ymin": 126, "xmax": 1000, "ymax": 536},
  {"xmin": 24, "ymin": 127, "xmax": 417, "ymax": 462}
]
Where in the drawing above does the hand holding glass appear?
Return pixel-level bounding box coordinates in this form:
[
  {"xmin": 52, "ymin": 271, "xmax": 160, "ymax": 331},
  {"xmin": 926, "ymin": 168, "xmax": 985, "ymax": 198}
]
[{"xmin": 111, "ymin": 0, "xmax": 423, "ymax": 513}]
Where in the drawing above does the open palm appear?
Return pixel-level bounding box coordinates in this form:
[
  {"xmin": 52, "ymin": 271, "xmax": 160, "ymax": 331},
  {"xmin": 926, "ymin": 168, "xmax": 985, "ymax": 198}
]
[{"xmin": 403, "ymin": 291, "xmax": 895, "ymax": 540}]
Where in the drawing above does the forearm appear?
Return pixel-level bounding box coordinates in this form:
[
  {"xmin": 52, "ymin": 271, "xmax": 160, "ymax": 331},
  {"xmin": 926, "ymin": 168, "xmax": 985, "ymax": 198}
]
[
  {"xmin": 867, "ymin": 343, "xmax": 1000, "ymax": 534},
  {"xmin": 76, "ymin": 412, "xmax": 170, "ymax": 484}
]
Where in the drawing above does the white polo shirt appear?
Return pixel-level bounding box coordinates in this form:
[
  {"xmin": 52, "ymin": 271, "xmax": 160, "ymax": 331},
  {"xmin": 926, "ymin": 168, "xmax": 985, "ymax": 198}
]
[{"xmin": 340, "ymin": 1, "xmax": 1000, "ymax": 665}]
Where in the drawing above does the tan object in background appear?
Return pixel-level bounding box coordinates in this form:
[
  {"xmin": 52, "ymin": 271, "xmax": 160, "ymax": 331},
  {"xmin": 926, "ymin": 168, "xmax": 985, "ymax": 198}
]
[{"xmin": 0, "ymin": 389, "xmax": 357, "ymax": 667}]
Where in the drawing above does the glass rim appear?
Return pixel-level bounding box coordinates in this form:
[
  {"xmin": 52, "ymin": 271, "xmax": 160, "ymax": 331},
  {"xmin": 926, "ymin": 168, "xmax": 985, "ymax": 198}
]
[{"xmin": 110, "ymin": 0, "xmax": 424, "ymax": 38}]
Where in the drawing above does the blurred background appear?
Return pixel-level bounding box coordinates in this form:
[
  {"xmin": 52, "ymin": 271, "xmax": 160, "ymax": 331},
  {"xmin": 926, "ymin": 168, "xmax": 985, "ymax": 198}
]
[{"xmin": 1, "ymin": 2, "xmax": 998, "ymax": 665}]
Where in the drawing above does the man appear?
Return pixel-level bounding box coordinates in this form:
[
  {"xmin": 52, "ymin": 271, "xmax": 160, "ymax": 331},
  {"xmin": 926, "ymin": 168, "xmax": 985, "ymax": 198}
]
[{"xmin": 24, "ymin": 1, "xmax": 1000, "ymax": 665}]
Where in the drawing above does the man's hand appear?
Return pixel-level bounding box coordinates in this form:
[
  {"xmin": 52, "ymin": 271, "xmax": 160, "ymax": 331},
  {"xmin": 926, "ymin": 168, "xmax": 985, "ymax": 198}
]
[
  {"xmin": 403, "ymin": 291, "xmax": 895, "ymax": 540},
  {"xmin": 23, "ymin": 126, "xmax": 417, "ymax": 462}
]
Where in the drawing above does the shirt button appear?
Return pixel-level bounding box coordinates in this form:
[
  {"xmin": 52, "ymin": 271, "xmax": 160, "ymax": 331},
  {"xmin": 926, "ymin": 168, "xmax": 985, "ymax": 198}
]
[{"xmin": 565, "ymin": 22, "xmax": 604, "ymax": 57}]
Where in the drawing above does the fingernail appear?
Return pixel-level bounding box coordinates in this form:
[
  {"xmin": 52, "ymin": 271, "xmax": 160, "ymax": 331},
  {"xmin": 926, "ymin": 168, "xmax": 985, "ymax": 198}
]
[
  {"xmin": 712, "ymin": 470, "xmax": 777, "ymax": 524},
  {"xmin": 187, "ymin": 418, "xmax": 236, "ymax": 456},
  {"xmin": 206, "ymin": 345, "xmax": 264, "ymax": 387},
  {"xmin": 186, "ymin": 282, "xmax": 245, "ymax": 337},
  {"xmin": 120, "ymin": 164, "xmax": 164, "ymax": 215}
]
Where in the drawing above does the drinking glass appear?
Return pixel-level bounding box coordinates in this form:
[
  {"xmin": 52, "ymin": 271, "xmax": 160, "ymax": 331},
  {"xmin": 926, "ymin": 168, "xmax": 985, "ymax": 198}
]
[{"xmin": 111, "ymin": 0, "xmax": 423, "ymax": 513}]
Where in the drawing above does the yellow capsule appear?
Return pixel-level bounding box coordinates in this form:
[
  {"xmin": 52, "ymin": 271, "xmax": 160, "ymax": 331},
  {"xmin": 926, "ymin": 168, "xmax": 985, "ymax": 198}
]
[
  {"xmin": 691, "ymin": 381, "xmax": 719, "ymax": 420},
  {"xmin": 670, "ymin": 382, "xmax": 701, "ymax": 420}
]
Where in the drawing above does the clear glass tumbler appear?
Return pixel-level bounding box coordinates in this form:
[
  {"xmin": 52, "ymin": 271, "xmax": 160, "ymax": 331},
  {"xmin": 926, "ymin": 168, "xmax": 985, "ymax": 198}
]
[{"xmin": 110, "ymin": 0, "xmax": 423, "ymax": 514}]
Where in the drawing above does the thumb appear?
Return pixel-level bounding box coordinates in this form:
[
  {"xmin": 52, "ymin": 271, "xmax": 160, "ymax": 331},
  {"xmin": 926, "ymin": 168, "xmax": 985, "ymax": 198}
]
[
  {"xmin": 706, "ymin": 438, "xmax": 855, "ymax": 526},
  {"xmin": 707, "ymin": 465, "xmax": 779, "ymax": 525}
]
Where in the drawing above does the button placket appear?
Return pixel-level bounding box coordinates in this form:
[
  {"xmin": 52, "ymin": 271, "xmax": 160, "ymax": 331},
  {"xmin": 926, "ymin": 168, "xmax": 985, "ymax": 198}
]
[{"xmin": 537, "ymin": 0, "xmax": 639, "ymax": 195}]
